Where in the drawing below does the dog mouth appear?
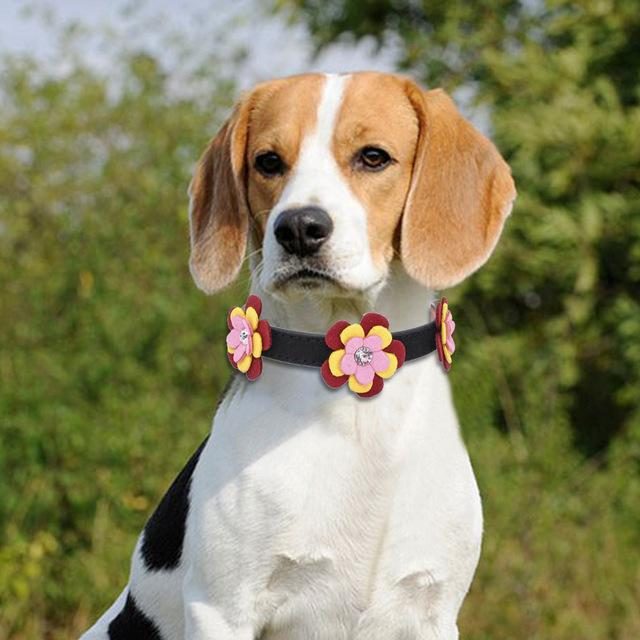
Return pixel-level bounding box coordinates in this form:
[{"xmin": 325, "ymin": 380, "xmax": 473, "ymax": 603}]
[
  {"xmin": 274, "ymin": 267, "xmax": 337, "ymax": 289},
  {"xmin": 268, "ymin": 261, "xmax": 387, "ymax": 298}
]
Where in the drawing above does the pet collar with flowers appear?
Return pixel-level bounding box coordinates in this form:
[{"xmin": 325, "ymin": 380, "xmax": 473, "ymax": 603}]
[{"xmin": 226, "ymin": 295, "xmax": 456, "ymax": 398}]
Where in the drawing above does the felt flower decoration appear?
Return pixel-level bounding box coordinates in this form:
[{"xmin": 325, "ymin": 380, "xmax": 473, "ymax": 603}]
[
  {"xmin": 321, "ymin": 312, "xmax": 406, "ymax": 398},
  {"xmin": 434, "ymin": 297, "xmax": 455, "ymax": 371},
  {"xmin": 226, "ymin": 295, "xmax": 272, "ymax": 380}
]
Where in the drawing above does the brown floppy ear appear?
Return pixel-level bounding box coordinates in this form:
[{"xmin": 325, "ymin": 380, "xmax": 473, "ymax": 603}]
[
  {"xmin": 188, "ymin": 97, "xmax": 253, "ymax": 293},
  {"xmin": 401, "ymin": 85, "xmax": 516, "ymax": 290}
]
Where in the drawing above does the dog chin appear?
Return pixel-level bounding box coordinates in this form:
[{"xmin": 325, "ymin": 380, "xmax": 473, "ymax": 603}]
[
  {"xmin": 267, "ymin": 271, "xmax": 342, "ymax": 297},
  {"xmin": 264, "ymin": 267, "xmax": 386, "ymax": 301}
]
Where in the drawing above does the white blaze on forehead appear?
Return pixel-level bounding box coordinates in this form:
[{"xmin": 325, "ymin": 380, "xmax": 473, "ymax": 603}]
[
  {"xmin": 314, "ymin": 73, "xmax": 348, "ymax": 149},
  {"xmin": 260, "ymin": 72, "xmax": 385, "ymax": 299},
  {"xmin": 277, "ymin": 73, "xmax": 349, "ymax": 205}
]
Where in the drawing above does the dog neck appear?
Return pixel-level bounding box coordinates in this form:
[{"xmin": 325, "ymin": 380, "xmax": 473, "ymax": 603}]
[
  {"xmin": 251, "ymin": 262, "xmax": 435, "ymax": 334},
  {"xmin": 233, "ymin": 262, "xmax": 446, "ymax": 436}
]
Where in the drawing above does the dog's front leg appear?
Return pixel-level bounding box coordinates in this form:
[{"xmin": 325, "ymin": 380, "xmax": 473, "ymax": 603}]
[
  {"xmin": 353, "ymin": 570, "xmax": 461, "ymax": 640},
  {"xmin": 183, "ymin": 588, "xmax": 255, "ymax": 640},
  {"xmin": 182, "ymin": 552, "xmax": 266, "ymax": 639},
  {"xmin": 180, "ymin": 433, "xmax": 275, "ymax": 640},
  {"xmin": 354, "ymin": 406, "xmax": 483, "ymax": 640}
]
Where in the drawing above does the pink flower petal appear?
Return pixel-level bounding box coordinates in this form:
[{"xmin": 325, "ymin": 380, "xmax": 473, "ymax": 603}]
[
  {"xmin": 355, "ymin": 364, "xmax": 375, "ymax": 385},
  {"xmin": 363, "ymin": 334, "xmax": 382, "ymax": 352},
  {"xmin": 345, "ymin": 336, "xmax": 364, "ymax": 354},
  {"xmin": 340, "ymin": 353, "xmax": 358, "ymax": 375},
  {"xmin": 445, "ymin": 312, "xmax": 456, "ymax": 353},
  {"xmin": 231, "ymin": 314, "xmax": 245, "ymax": 330},
  {"xmin": 371, "ymin": 350, "xmax": 390, "ymax": 373},
  {"xmin": 226, "ymin": 329, "xmax": 242, "ymax": 349},
  {"xmin": 446, "ymin": 314, "xmax": 455, "ymax": 335},
  {"xmin": 233, "ymin": 344, "xmax": 246, "ymax": 363},
  {"xmin": 446, "ymin": 336, "xmax": 456, "ymax": 354}
]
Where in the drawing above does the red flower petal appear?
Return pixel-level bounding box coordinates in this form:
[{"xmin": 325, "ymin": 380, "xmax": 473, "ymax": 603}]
[
  {"xmin": 360, "ymin": 312, "xmax": 389, "ymax": 333},
  {"xmin": 385, "ymin": 339, "xmax": 406, "ymax": 368},
  {"xmin": 227, "ymin": 352, "xmax": 237, "ymax": 368},
  {"xmin": 246, "ymin": 356, "xmax": 262, "ymax": 381},
  {"xmin": 257, "ymin": 319, "xmax": 272, "ymax": 351},
  {"xmin": 321, "ymin": 360, "xmax": 348, "ymax": 388},
  {"xmin": 435, "ymin": 297, "xmax": 446, "ymax": 328},
  {"xmin": 226, "ymin": 309, "xmax": 234, "ymax": 330},
  {"xmin": 245, "ymin": 294, "xmax": 262, "ymax": 315},
  {"xmin": 325, "ymin": 320, "xmax": 350, "ymax": 349},
  {"xmin": 358, "ymin": 374, "xmax": 384, "ymax": 398},
  {"xmin": 434, "ymin": 323, "xmax": 452, "ymax": 372}
]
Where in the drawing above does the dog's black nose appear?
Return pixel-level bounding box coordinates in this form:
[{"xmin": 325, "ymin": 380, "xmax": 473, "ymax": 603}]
[{"xmin": 273, "ymin": 206, "xmax": 334, "ymax": 257}]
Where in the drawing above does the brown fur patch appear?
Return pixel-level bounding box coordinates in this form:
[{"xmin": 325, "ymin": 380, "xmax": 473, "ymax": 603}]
[
  {"xmin": 246, "ymin": 74, "xmax": 325, "ymax": 238},
  {"xmin": 331, "ymin": 73, "xmax": 420, "ymax": 269},
  {"xmin": 400, "ymin": 84, "xmax": 516, "ymax": 289},
  {"xmin": 189, "ymin": 75, "xmax": 324, "ymax": 293},
  {"xmin": 189, "ymin": 98, "xmax": 253, "ymax": 293},
  {"xmin": 189, "ymin": 72, "xmax": 515, "ymax": 294}
]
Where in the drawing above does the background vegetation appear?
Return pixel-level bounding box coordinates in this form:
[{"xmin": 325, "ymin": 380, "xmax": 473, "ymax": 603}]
[{"xmin": 1, "ymin": 1, "xmax": 638, "ymax": 638}]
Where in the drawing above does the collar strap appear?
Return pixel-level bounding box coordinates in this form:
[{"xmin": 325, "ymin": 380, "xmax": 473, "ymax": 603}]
[
  {"xmin": 225, "ymin": 295, "xmax": 456, "ymax": 399},
  {"xmin": 266, "ymin": 322, "xmax": 438, "ymax": 368}
]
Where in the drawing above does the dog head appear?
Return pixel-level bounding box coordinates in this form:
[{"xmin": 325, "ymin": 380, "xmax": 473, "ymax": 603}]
[{"xmin": 188, "ymin": 72, "xmax": 515, "ymax": 299}]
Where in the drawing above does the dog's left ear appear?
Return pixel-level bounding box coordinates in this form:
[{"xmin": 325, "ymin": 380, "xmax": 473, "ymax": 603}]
[
  {"xmin": 401, "ymin": 83, "xmax": 516, "ymax": 290},
  {"xmin": 188, "ymin": 95, "xmax": 253, "ymax": 294}
]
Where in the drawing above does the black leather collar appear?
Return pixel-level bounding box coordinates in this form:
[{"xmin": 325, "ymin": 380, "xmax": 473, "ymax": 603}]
[
  {"xmin": 225, "ymin": 294, "xmax": 455, "ymax": 396},
  {"xmin": 265, "ymin": 322, "xmax": 438, "ymax": 368}
]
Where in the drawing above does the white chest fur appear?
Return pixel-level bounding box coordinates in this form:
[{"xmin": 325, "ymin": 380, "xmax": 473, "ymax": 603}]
[
  {"xmin": 185, "ymin": 339, "xmax": 482, "ymax": 639},
  {"xmin": 83, "ymin": 273, "xmax": 483, "ymax": 640},
  {"xmin": 83, "ymin": 67, "xmax": 516, "ymax": 639}
]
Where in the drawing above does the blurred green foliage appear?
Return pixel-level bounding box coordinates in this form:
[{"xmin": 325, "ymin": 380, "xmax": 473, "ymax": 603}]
[
  {"xmin": 0, "ymin": 49, "xmax": 242, "ymax": 638},
  {"xmin": 1, "ymin": 1, "xmax": 639, "ymax": 638}
]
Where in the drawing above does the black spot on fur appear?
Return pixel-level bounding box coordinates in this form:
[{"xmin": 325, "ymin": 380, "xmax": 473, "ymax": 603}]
[
  {"xmin": 141, "ymin": 437, "xmax": 208, "ymax": 571},
  {"xmin": 108, "ymin": 593, "xmax": 163, "ymax": 639}
]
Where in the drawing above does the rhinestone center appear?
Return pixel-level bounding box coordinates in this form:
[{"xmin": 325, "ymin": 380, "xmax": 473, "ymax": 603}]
[
  {"xmin": 239, "ymin": 329, "xmax": 250, "ymax": 344},
  {"xmin": 354, "ymin": 346, "xmax": 373, "ymax": 366}
]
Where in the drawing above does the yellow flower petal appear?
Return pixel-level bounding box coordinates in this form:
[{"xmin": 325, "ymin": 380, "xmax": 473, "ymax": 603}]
[
  {"xmin": 252, "ymin": 332, "xmax": 262, "ymax": 358},
  {"xmin": 227, "ymin": 344, "xmax": 234, "ymax": 354},
  {"xmin": 348, "ymin": 374, "xmax": 373, "ymax": 394},
  {"xmin": 377, "ymin": 353, "xmax": 398, "ymax": 379},
  {"xmin": 440, "ymin": 302, "xmax": 449, "ymax": 345},
  {"xmin": 230, "ymin": 307, "xmax": 245, "ymax": 322},
  {"xmin": 245, "ymin": 306, "xmax": 259, "ymax": 330},
  {"xmin": 339, "ymin": 323, "xmax": 365, "ymax": 344},
  {"xmin": 329, "ymin": 349, "xmax": 346, "ymax": 377},
  {"xmin": 366, "ymin": 325, "xmax": 392, "ymax": 349},
  {"xmin": 237, "ymin": 355, "xmax": 252, "ymax": 373},
  {"xmin": 443, "ymin": 346, "xmax": 452, "ymax": 364}
]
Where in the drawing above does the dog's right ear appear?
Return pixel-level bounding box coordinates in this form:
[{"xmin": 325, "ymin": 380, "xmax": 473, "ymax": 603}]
[{"xmin": 188, "ymin": 97, "xmax": 253, "ymax": 293}]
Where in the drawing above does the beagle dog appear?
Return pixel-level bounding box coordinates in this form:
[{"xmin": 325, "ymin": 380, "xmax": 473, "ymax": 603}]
[{"xmin": 82, "ymin": 72, "xmax": 515, "ymax": 640}]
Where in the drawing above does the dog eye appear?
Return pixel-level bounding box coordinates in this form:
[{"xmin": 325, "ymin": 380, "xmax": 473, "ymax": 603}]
[
  {"xmin": 357, "ymin": 146, "xmax": 391, "ymax": 171},
  {"xmin": 255, "ymin": 151, "xmax": 285, "ymax": 177}
]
